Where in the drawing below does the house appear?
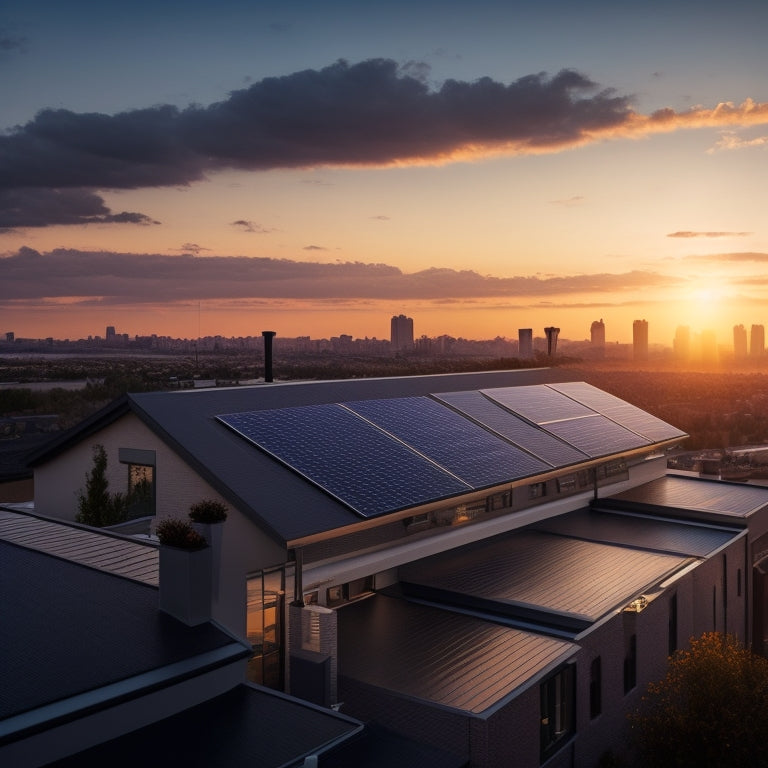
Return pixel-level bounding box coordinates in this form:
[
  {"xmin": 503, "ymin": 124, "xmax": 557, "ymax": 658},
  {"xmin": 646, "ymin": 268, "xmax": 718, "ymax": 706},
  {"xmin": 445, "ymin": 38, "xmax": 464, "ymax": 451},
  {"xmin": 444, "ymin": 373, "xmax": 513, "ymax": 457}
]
[{"xmin": 15, "ymin": 368, "xmax": 768, "ymax": 767}]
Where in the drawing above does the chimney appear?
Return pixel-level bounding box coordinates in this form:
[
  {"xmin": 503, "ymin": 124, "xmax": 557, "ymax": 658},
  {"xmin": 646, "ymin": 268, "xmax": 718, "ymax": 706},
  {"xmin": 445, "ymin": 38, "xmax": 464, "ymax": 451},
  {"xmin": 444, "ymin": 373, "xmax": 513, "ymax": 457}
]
[
  {"xmin": 262, "ymin": 330, "xmax": 276, "ymax": 382},
  {"xmin": 544, "ymin": 326, "xmax": 560, "ymax": 356}
]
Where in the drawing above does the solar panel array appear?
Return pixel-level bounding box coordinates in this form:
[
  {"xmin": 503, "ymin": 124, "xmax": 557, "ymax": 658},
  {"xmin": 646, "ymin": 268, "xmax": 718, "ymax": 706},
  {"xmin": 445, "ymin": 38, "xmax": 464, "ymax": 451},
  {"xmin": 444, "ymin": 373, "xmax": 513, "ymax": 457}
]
[
  {"xmin": 218, "ymin": 405, "xmax": 471, "ymax": 518},
  {"xmin": 217, "ymin": 383, "xmax": 684, "ymax": 519}
]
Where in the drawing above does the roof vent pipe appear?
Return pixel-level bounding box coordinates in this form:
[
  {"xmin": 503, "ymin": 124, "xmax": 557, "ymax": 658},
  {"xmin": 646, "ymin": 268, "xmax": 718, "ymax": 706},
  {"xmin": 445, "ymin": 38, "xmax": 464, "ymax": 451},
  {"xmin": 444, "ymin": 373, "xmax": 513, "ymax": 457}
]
[{"xmin": 262, "ymin": 330, "xmax": 276, "ymax": 383}]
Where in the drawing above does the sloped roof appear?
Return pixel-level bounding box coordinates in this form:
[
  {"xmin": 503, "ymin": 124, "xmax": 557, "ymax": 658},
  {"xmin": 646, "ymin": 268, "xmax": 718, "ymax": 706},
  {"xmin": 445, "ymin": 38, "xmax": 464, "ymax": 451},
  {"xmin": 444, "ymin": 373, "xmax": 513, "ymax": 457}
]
[
  {"xmin": 600, "ymin": 474, "xmax": 768, "ymax": 523},
  {"xmin": 338, "ymin": 593, "xmax": 577, "ymax": 716},
  {"xmin": 30, "ymin": 370, "xmax": 686, "ymax": 546},
  {"xmin": 0, "ymin": 507, "xmax": 158, "ymax": 585},
  {"xmin": 399, "ymin": 527, "xmax": 694, "ymax": 633},
  {"xmin": 0, "ymin": 541, "xmax": 247, "ymax": 741},
  {"xmin": 49, "ymin": 684, "xmax": 363, "ymax": 768},
  {"xmin": 533, "ymin": 506, "xmax": 742, "ymax": 558}
]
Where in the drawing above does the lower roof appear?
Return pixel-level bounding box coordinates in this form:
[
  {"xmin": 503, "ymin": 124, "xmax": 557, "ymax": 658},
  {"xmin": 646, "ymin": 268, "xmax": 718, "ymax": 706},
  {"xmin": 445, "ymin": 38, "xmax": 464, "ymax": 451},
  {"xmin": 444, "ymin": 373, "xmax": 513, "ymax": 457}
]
[
  {"xmin": 399, "ymin": 527, "xmax": 691, "ymax": 632},
  {"xmin": 0, "ymin": 507, "xmax": 158, "ymax": 585},
  {"xmin": 48, "ymin": 683, "xmax": 363, "ymax": 768},
  {"xmin": 0, "ymin": 541, "xmax": 242, "ymax": 732},
  {"xmin": 601, "ymin": 474, "xmax": 768, "ymax": 522},
  {"xmin": 337, "ymin": 592, "xmax": 576, "ymax": 717}
]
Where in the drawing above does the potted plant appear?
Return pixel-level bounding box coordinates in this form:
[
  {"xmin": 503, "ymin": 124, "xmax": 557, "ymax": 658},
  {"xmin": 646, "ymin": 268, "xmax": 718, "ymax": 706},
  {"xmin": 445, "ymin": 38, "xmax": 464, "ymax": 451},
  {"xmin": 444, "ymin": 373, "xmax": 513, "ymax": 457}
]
[
  {"xmin": 188, "ymin": 499, "xmax": 228, "ymax": 548},
  {"xmin": 156, "ymin": 517, "xmax": 211, "ymax": 626},
  {"xmin": 157, "ymin": 517, "xmax": 208, "ymax": 550}
]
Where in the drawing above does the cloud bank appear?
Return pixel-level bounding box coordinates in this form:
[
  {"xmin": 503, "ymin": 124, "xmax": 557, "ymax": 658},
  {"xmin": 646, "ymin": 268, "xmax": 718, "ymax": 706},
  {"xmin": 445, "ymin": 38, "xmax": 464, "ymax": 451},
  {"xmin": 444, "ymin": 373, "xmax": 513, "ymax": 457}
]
[
  {"xmin": 3, "ymin": 58, "xmax": 766, "ymax": 230},
  {"xmin": 0, "ymin": 247, "xmax": 676, "ymax": 303}
]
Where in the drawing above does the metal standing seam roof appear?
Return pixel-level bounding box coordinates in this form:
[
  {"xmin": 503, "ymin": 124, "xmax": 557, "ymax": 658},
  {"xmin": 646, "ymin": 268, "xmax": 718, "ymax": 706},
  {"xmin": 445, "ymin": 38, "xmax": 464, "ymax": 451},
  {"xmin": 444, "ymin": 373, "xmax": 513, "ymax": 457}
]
[
  {"xmin": 399, "ymin": 529, "xmax": 691, "ymax": 626},
  {"xmin": 604, "ymin": 475, "xmax": 768, "ymax": 519},
  {"xmin": 0, "ymin": 541, "xmax": 241, "ymax": 725},
  {"xmin": 0, "ymin": 508, "xmax": 158, "ymax": 585},
  {"xmin": 48, "ymin": 683, "xmax": 363, "ymax": 768},
  {"xmin": 533, "ymin": 507, "xmax": 742, "ymax": 558},
  {"xmin": 338, "ymin": 593, "xmax": 577, "ymax": 716}
]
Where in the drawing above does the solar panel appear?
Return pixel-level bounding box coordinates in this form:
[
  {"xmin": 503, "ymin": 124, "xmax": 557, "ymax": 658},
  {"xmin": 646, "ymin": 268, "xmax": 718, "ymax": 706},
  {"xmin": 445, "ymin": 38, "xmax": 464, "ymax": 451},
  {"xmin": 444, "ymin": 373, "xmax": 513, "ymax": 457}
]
[
  {"xmin": 542, "ymin": 415, "xmax": 651, "ymax": 457},
  {"xmin": 344, "ymin": 397, "xmax": 550, "ymax": 487},
  {"xmin": 547, "ymin": 382, "xmax": 686, "ymax": 442},
  {"xmin": 433, "ymin": 390, "xmax": 589, "ymax": 467},
  {"xmin": 217, "ymin": 405, "xmax": 471, "ymax": 517},
  {"xmin": 482, "ymin": 385, "xmax": 595, "ymax": 424}
]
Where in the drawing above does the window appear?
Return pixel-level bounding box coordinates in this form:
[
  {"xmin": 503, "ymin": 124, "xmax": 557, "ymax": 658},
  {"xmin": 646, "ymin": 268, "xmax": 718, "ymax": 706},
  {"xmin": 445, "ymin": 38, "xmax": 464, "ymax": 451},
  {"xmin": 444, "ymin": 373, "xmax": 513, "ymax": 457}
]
[
  {"xmin": 623, "ymin": 634, "xmax": 637, "ymax": 693},
  {"xmin": 668, "ymin": 593, "xmax": 678, "ymax": 656},
  {"xmin": 529, "ymin": 481, "xmax": 547, "ymax": 500},
  {"xmin": 326, "ymin": 575, "xmax": 375, "ymax": 606},
  {"xmin": 556, "ymin": 475, "xmax": 577, "ymax": 493},
  {"xmin": 127, "ymin": 464, "xmax": 155, "ymax": 518},
  {"xmin": 589, "ymin": 657, "xmax": 602, "ymax": 719},
  {"xmin": 246, "ymin": 568, "xmax": 285, "ymax": 689},
  {"xmin": 118, "ymin": 448, "xmax": 156, "ymax": 518},
  {"xmin": 540, "ymin": 664, "xmax": 575, "ymax": 761}
]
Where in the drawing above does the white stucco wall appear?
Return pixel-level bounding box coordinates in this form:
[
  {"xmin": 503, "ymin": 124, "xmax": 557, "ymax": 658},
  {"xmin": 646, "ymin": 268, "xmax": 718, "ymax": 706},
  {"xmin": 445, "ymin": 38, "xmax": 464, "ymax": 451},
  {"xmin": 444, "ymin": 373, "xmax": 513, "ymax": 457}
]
[{"xmin": 33, "ymin": 411, "xmax": 286, "ymax": 638}]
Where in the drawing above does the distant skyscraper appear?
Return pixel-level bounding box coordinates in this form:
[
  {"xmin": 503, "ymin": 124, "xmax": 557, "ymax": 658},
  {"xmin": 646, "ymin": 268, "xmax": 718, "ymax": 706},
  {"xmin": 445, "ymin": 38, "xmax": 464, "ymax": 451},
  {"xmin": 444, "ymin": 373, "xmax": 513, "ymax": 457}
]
[
  {"xmin": 673, "ymin": 326, "xmax": 691, "ymax": 360},
  {"xmin": 633, "ymin": 319, "xmax": 649, "ymax": 361},
  {"xmin": 544, "ymin": 327, "xmax": 559, "ymax": 356},
  {"xmin": 5, "ymin": 332, "xmax": 14, "ymax": 343},
  {"xmin": 518, "ymin": 328, "xmax": 533, "ymax": 358},
  {"xmin": 390, "ymin": 314, "xmax": 414, "ymax": 351},
  {"xmin": 734, "ymin": 324, "xmax": 748, "ymax": 357},
  {"xmin": 751, "ymin": 324, "xmax": 765, "ymax": 357},
  {"xmin": 106, "ymin": 325, "xmax": 116, "ymax": 339},
  {"xmin": 590, "ymin": 319, "xmax": 605, "ymax": 357}
]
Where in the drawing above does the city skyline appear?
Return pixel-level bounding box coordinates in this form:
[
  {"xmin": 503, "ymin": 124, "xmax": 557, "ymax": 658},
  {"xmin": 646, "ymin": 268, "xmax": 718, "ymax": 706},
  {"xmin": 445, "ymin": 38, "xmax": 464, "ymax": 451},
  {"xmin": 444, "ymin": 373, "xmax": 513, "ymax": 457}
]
[{"xmin": 1, "ymin": 0, "xmax": 767, "ymax": 344}]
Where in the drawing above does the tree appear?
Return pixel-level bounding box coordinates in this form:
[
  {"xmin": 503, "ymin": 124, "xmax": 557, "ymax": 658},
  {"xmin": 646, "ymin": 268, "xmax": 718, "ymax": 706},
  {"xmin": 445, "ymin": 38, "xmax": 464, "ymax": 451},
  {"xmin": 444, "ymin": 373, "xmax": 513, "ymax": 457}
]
[
  {"xmin": 76, "ymin": 444, "xmax": 126, "ymax": 527},
  {"xmin": 629, "ymin": 632, "xmax": 768, "ymax": 768}
]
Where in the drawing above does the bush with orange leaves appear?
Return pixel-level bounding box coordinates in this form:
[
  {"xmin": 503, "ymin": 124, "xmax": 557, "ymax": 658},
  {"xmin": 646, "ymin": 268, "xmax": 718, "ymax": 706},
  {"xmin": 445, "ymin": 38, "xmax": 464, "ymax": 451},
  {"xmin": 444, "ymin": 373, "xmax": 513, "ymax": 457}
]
[{"xmin": 629, "ymin": 632, "xmax": 768, "ymax": 768}]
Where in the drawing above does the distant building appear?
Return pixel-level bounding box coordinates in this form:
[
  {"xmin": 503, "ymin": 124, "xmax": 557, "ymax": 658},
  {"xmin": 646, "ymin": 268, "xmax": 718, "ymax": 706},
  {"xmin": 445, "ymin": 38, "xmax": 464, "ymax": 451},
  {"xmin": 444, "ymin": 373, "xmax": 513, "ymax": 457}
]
[
  {"xmin": 751, "ymin": 325, "xmax": 765, "ymax": 357},
  {"xmin": 734, "ymin": 324, "xmax": 748, "ymax": 358},
  {"xmin": 5, "ymin": 332, "xmax": 13, "ymax": 343},
  {"xmin": 673, "ymin": 326, "xmax": 691, "ymax": 361},
  {"xmin": 518, "ymin": 328, "xmax": 533, "ymax": 358},
  {"xmin": 544, "ymin": 327, "xmax": 559, "ymax": 356},
  {"xmin": 105, "ymin": 325, "xmax": 116, "ymax": 339},
  {"xmin": 700, "ymin": 330, "xmax": 718, "ymax": 365},
  {"xmin": 390, "ymin": 314, "xmax": 414, "ymax": 352},
  {"xmin": 633, "ymin": 319, "xmax": 649, "ymax": 361},
  {"xmin": 590, "ymin": 319, "xmax": 605, "ymax": 353}
]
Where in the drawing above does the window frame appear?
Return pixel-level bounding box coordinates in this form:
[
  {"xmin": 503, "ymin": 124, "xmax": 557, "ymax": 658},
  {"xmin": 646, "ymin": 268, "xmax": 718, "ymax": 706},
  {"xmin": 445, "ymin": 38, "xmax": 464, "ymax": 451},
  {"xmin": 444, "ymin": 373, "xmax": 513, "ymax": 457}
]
[{"xmin": 540, "ymin": 663, "xmax": 576, "ymax": 762}]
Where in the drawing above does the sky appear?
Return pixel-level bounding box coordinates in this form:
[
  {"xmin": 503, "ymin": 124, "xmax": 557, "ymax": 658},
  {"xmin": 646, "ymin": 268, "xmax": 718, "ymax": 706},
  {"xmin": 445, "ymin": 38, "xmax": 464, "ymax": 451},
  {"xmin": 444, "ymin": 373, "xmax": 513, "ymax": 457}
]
[{"xmin": 1, "ymin": 0, "xmax": 767, "ymax": 346}]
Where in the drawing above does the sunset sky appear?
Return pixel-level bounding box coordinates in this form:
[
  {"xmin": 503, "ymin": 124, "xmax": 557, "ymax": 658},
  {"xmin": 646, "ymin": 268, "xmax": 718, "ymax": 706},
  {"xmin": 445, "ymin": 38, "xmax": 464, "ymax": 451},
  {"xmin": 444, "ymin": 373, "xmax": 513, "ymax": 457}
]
[{"xmin": 1, "ymin": 0, "xmax": 767, "ymax": 346}]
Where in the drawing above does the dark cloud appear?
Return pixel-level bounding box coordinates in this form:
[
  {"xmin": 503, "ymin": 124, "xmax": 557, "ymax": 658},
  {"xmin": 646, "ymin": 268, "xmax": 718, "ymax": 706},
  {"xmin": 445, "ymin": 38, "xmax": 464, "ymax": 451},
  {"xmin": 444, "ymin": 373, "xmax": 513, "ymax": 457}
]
[
  {"xmin": 0, "ymin": 247, "xmax": 677, "ymax": 304},
  {"xmin": 231, "ymin": 219, "xmax": 274, "ymax": 234},
  {"xmin": 0, "ymin": 30, "xmax": 27, "ymax": 55},
  {"xmin": 668, "ymin": 230, "xmax": 751, "ymax": 238},
  {"xmin": 0, "ymin": 188, "xmax": 158, "ymax": 230},
  {"xmin": 176, "ymin": 243, "xmax": 210, "ymax": 255},
  {"xmin": 303, "ymin": 245, "xmax": 328, "ymax": 251},
  {"xmin": 0, "ymin": 59, "xmax": 633, "ymax": 228}
]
